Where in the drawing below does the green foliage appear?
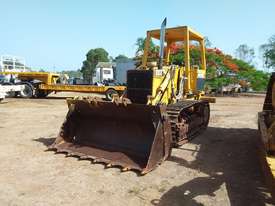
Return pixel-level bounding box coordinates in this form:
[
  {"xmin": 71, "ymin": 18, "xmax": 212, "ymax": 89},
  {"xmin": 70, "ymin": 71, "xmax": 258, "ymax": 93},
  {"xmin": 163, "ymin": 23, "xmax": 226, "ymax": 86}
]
[
  {"xmin": 190, "ymin": 48, "xmax": 201, "ymax": 65},
  {"xmin": 189, "ymin": 47, "xmax": 268, "ymax": 92},
  {"xmin": 61, "ymin": 69, "xmax": 82, "ymax": 78},
  {"xmin": 206, "ymin": 76, "xmax": 233, "ymax": 89},
  {"xmin": 81, "ymin": 48, "xmax": 109, "ymax": 82},
  {"xmin": 206, "ymin": 54, "xmax": 269, "ymax": 91},
  {"xmin": 235, "ymin": 44, "xmax": 255, "ymax": 64},
  {"xmin": 205, "ymin": 65, "xmax": 235, "ymax": 90},
  {"xmin": 170, "ymin": 50, "xmax": 184, "ymax": 65},
  {"xmin": 233, "ymin": 58, "xmax": 253, "ymax": 71},
  {"xmin": 133, "ymin": 36, "xmax": 269, "ymax": 91},
  {"xmin": 204, "ymin": 37, "xmax": 212, "ymax": 48},
  {"xmin": 237, "ymin": 69, "xmax": 269, "ymax": 91},
  {"xmin": 261, "ymin": 35, "xmax": 275, "ymax": 70},
  {"xmin": 206, "ymin": 51, "xmax": 223, "ymax": 67},
  {"xmin": 81, "ymin": 60, "xmax": 93, "ymax": 82},
  {"xmin": 115, "ymin": 54, "xmax": 130, "ymax": 63},
  {"xmin": 170, "ymin": 49, "xmax": 201, "ymax": 66},
  {"xmin": 135, "ymin": 37, "xmax": 158, "ymax": 55},
  {"xmin": 86, "ymin": 48, "xmax": 109, "ymax": 67}
]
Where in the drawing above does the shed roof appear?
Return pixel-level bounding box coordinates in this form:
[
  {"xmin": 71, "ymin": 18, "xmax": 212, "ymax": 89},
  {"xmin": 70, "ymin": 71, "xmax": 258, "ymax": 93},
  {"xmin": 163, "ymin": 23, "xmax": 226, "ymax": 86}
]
[{"xmin": 96, "ymin": 62, "xmax": 115, "ymax": 68}]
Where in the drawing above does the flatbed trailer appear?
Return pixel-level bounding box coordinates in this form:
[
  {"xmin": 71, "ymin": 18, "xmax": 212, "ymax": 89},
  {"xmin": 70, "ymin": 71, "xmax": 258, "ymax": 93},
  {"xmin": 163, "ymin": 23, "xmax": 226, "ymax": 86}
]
[
  {"xmin": 0, "ymin": 71, "xmax": 126, "ymax": 100},
  {"xmin": 38, "ymin": 84, "xmax": 126, "ymax": 99}
]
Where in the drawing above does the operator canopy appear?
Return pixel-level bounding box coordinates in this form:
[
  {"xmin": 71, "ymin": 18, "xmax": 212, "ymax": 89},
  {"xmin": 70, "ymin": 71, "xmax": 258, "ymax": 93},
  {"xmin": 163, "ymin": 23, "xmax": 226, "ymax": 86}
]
[{"xmin": 148, "ymin": 26, "xmax": 204, "ymax": 42}]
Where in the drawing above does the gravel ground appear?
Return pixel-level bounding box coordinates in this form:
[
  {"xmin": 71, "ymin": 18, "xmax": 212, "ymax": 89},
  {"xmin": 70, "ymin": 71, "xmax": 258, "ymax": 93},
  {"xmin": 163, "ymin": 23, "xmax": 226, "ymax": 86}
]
[{"xmin": 0, "ymin": 94, "xmax": 274, "ymax": 206}]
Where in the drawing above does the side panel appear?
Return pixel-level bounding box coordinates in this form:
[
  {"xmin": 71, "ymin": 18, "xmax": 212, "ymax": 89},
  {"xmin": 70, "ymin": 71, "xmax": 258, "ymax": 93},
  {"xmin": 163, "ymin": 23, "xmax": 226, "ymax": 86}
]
[
  {"xmin": 197, "ymin": 69, "xmax": 206, "ymax": 91},
  {"xmin": 127, "ymin": 70, "xmax": 153, "ymax": 104}
]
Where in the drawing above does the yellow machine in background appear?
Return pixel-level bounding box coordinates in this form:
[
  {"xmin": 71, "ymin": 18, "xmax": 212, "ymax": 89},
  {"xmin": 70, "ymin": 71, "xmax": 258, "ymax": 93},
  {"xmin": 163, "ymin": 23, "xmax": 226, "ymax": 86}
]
[
  {"xmin": 0, "ymin": 71, "xmax": 125, "ymax": 99},
  {"xmin": 50, "ymin": 19, "xmax": 213, "ymax": 174},
  {"xmin": 258, "ymin": 73, "xmax": 275, "ymax": 199}
]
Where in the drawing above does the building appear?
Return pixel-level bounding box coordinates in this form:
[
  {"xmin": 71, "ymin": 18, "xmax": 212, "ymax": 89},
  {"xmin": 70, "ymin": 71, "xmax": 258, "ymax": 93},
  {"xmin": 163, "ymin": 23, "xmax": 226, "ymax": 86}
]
[
  {"xmin": 115, "ymin": 60, "xmax": 136, "ymax": 84},
  {"xmin": 0, "ymin": 55, "xmax": 27, "ymax": 83},
  {"xmin": 0, "ymin": 55, "xmax": 26, "ymax": 72}
]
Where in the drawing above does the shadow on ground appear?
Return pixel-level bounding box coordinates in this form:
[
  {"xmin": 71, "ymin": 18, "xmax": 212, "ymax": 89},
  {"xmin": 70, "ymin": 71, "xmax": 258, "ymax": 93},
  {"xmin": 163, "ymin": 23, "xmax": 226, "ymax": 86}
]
[
  {"xmin": 45, "ymin": 96, "xmax": 108, "ymax": 101},
  {"xmin": 39, "ymin": 96, "xmax": 68, "ymax": 100},
  {"xmin": 34, "ymin": 137, "xmax": 56, "ymax": 147},
  {"xmin": 33, "ymin": 127, "xmax": 274, "ymax": 205},
  {"xmin": 152, "ymin": 127, "xmax": 274, "ymax": 206}
]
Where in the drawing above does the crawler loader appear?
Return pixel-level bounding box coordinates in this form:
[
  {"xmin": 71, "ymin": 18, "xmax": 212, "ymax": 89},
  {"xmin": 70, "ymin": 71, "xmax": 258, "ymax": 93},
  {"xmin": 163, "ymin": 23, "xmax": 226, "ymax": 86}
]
[{"xmin": 49, "ymin": 19, "xmax": 213, "ymax": 174}]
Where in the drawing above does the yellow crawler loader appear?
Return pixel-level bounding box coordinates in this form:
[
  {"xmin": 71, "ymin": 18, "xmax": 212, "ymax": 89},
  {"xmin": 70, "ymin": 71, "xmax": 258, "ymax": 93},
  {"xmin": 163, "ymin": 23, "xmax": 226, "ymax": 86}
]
[{"xmin": 49, "ymin": 19, "xmax": 213, "ymax": 174}]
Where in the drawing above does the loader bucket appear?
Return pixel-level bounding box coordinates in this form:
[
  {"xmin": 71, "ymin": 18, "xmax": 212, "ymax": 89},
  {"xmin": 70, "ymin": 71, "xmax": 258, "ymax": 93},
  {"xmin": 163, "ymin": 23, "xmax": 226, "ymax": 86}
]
[{"xmin": 49, "ymin": 98, "xmax": 172, "ymax": 174}]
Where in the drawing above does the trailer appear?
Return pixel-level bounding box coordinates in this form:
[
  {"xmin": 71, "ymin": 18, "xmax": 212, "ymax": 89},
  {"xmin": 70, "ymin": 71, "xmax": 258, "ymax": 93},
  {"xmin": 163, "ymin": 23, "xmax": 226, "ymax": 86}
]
[
  {"xmin": 0, "ymin": 72, "xmax": 126, "ymax": 100},
  {"xmin": 38, "ymin": 84, "xmax": 125, "ymax": 100}
]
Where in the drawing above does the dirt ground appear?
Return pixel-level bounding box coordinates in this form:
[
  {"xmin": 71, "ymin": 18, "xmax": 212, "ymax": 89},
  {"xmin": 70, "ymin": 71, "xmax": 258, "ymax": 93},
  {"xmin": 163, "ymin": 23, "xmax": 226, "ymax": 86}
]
[{"xmin": 0, "ymin": 94, "xmax": 274, "ymax": 206}]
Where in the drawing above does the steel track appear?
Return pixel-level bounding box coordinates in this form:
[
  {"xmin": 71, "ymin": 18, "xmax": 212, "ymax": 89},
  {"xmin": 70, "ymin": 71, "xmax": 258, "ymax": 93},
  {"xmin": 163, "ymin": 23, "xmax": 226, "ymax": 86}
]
[{"xmin": 167, "ymin": 100, "xmax": 210, "ymax": 147}]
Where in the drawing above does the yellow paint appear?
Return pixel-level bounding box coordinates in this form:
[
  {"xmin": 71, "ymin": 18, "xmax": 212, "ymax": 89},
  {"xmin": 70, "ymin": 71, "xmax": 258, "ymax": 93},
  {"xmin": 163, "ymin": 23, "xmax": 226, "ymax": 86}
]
[
  {"xmin": 184, "ymin": 27, "xmax": 191, "ymax": 92},
  {"xmin": 0, "ymin": 71, "xmax": 60, "ymax": 85},
  {"xmin": 0, "ymin": 71, "xmax": 126, "ymax": 94},
  {"xmin": 141, "ymin": 32, "xmax": 151, "ymax": 68},
  {"xmin": 165, "ymin": 41, "xmax": 172, "ymax": 65},
  {"xmin": 141, "ymin": 26, "xmax": 210, "ymax": 105},
  {"xmin": 200, "ymin": 39, "xmax": 207, "ymax": 77},
  {"xmin": 267, "ymin": 156, "xmax": 275, "ymax": 178},
  {"xmin": 39, "ymin": 84, "xmax": 125, "ymax": 93}
]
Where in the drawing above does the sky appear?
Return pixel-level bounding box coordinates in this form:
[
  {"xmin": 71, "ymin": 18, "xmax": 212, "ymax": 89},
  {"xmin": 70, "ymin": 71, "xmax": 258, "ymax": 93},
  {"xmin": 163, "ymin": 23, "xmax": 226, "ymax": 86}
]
[{"xmin": 0, "ymin": 0, "xmax": 274, "ymax": 71}]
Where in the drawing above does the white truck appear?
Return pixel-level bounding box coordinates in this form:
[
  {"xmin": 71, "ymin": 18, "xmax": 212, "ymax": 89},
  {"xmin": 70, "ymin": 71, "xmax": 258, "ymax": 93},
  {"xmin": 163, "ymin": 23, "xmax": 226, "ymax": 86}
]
[
  {"xmin": 93, "ymin": 67, "xmax": 114, "ymax": 85},
  {"xmin": 0, "ymin": 84, "xmax": 24, "ymax": 102},
  {"xmin": 0, "ymin": 86, "xmax": 4, "ymax": 101}
]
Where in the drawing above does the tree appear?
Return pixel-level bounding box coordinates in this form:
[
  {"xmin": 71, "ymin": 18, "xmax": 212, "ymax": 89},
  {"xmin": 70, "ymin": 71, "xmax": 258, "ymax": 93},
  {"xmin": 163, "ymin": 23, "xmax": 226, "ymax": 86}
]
[
  {"xmin": 109, "ymin": 56, "xmax": 114, "ymax": 62},
  {"xmin": 204, "ymin": 37, "xmax": 212, "ymax": 48},
  {"xmin": 81, "ymin": 60, "xmax": 93, "ymax": 82},
  {"xmin": 62, "ymin": 69, "xmax": 82, "ymax": 78},
  {"xmin": 260, "ymin": 35, "xmax": 275, "ymax": 70},
  {"xmin": 169, "ymin": 44, "xmax": 268, "ymax": 92},
  {"xmin": 114, "ymin": 54, "xmax": 130, "ymax": 63},
  {"xmin": 135, "ymin": 37, "xmax": 158, "ymax": 56},
  {"xmin": 81, "ymin": 48, "xmax": 109, "ymax": 82},
  {"xmin": 235, "ymin": 44, "xmax": 255, "ymax": 64}
]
